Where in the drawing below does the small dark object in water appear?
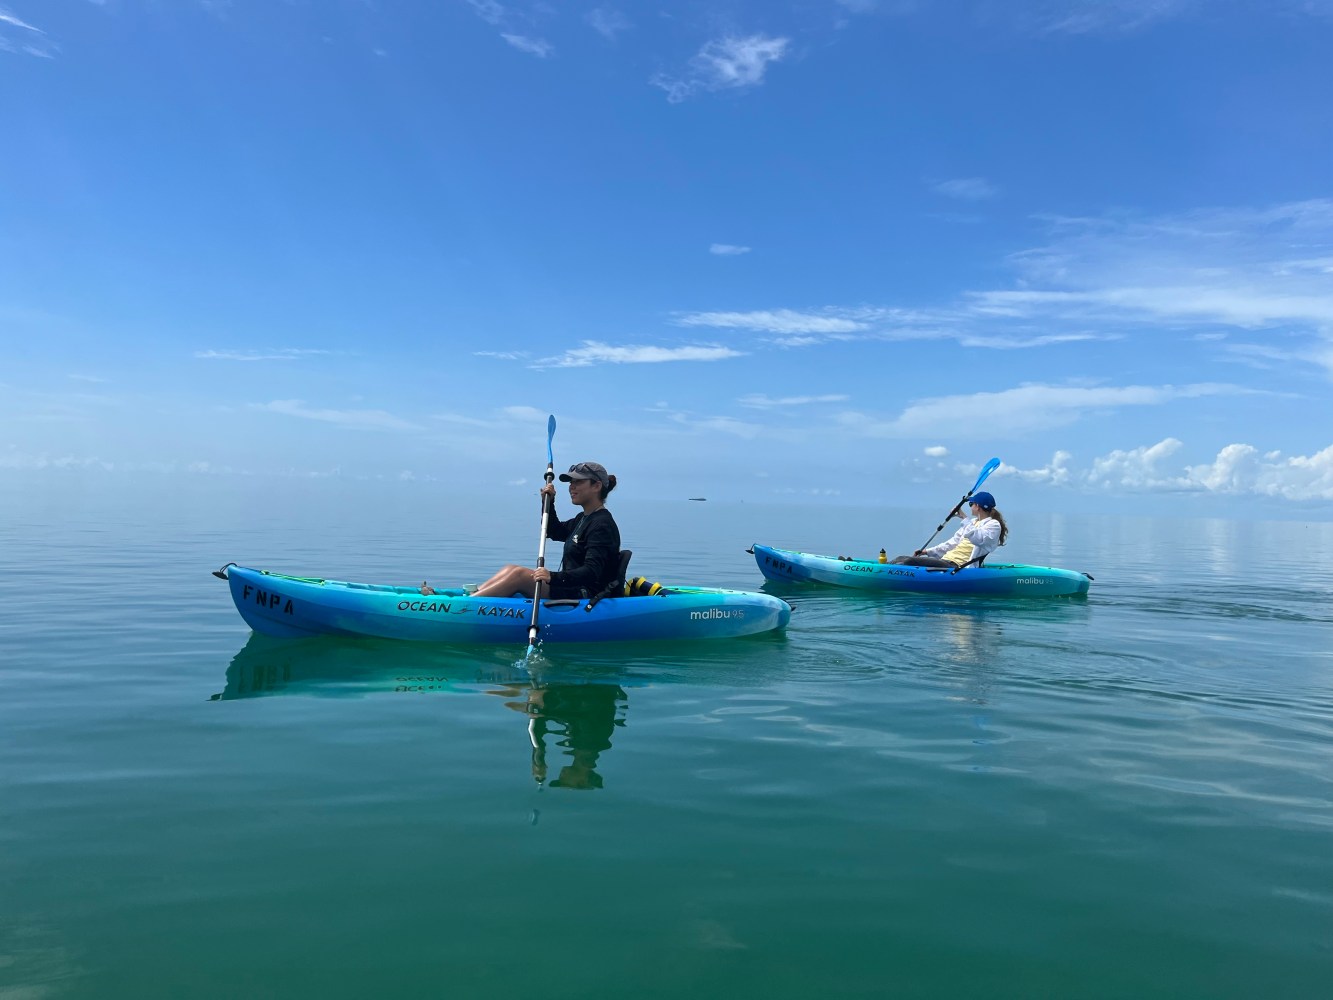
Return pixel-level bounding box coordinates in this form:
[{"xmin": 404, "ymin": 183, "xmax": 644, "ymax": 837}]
[{"xmin": 689, "ymin": 497, "xmax": 707, "ymax": 501}]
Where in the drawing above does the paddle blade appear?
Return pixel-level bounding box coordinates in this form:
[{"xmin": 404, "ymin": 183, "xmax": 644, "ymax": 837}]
[
  {"xmin": 546, "ymin": 414, "xmax": 556, "ymax": 465},
  {"xmin": 971, "ymin": 457, "xmax": 1001, "ymax": 494}
]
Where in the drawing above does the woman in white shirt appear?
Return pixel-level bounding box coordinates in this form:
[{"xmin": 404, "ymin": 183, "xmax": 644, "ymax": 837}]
[{"xmin": 890, "ymin": 491, "xmax": 1008, "ymax": 568}]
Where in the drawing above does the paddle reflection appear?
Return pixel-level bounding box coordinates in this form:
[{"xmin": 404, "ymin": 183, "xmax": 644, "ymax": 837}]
[{"xmin": 214, "ymin": 634, "xmax": 629, "ymax": 790}]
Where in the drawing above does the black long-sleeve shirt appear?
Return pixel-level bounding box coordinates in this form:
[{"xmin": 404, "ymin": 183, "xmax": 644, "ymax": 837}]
[{"xmin": 546, "ymin": 506, "xmax": 621, "ymax": 595}]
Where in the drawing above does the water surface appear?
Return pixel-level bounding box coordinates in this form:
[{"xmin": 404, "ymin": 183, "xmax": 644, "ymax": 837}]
[{"xmin": 2, "ymin": 477, "xmax": 1330, "ymax": 998}]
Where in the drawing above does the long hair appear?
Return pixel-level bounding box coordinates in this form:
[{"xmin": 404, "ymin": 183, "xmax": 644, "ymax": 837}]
[{"xmin": 985, "ymin": 507, "xmax": 1008, "ymax": 546}]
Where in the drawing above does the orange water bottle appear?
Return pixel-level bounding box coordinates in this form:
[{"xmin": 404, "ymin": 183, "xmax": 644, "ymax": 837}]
[{"xmin": 878, "ymin": 549, "xmax": 887, "ymax": 563}]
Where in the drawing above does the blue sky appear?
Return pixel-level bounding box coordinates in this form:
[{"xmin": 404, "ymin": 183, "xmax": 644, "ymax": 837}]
[{"xmin": 3, "ymin": 0, "xmax": 1332, "ymax": 512}]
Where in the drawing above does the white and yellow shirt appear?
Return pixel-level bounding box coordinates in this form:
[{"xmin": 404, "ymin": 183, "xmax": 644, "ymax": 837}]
[{"xmin": 923, "ymin": 516, "xmax": 1002, "ymax": 567}]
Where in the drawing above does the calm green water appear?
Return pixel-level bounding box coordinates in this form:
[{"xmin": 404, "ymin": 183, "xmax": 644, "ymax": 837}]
[{"xmin": 2, "ymin": 477, "xmax": 1331, "ymax": 999}]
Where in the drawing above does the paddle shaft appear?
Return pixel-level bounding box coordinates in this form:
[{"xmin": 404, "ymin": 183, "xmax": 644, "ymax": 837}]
[
  {"xmin": 527, "ymin": 415, "xmax": 558, "ymax": 651},
  {"xmin": 527, "ymin": 466, "xmax": 556, "ymax": 648}
]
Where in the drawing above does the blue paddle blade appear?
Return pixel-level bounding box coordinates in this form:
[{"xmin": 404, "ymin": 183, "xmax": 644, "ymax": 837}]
[
  {"xmin": 971, "ymin": 457, "xmax": 1001, "ymax": 493},
  {"xmin": 546, "ymin": 414, "xmax": 556, "ymax": 465}
]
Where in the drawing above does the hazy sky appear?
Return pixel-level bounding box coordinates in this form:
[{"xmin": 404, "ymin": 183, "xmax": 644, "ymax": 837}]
[{"xmin": 3, "ymin": 0, "xmax": 1332, "ymax": 512}]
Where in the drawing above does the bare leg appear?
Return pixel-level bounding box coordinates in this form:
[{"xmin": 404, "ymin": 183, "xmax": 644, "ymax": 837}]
[
  {"xmin": 890, "ymin": 555, "xmax": 953, "ymax": 567},
  {"xmin": 472, "ymin": 564, "xmax": 549, "ymax": 598}
]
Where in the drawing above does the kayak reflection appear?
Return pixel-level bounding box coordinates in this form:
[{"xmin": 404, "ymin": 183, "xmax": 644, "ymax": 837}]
[
  {"xmin": 213, "ymin": 634, "xmax": 631, "ymax": 790},
  {"xmin": 213, "ymin": 633, "xmax": 642, "ymax": 700}
]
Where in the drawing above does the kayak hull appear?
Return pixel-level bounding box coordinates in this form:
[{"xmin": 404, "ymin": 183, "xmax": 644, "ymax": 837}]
[
  {"xmin": 223, "ymin": 565, "xmax": 791, "ymax": 643},
  {"xmin": 751, "ymin": 544, "xmax": 1092, "ymax": 597}
]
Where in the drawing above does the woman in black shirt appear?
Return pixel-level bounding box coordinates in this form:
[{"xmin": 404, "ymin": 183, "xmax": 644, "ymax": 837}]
[{"xmin": 471, "ymin": 461, "xmax": 621, "ymax": 599}]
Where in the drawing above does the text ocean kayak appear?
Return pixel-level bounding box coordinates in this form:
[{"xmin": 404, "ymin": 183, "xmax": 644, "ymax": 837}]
[
  {"xmin": 217, "ymin": 564, "xmax": 791, "ymax": 642},
  {"xmin": 750, "ymin": 544, "xmax": 1092, "ymax": 597}
]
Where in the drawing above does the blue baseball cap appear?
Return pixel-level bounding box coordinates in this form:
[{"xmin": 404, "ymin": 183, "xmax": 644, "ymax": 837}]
[{"xmin": 969, "ymin": 491, "xmax": 996, "ymax": 511}]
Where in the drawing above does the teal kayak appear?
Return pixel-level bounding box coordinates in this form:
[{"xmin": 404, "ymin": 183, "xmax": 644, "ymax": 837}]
[
  {"xmin": 218, "ymin": 564, "xmax": 792, "ymax": 642},
  {"xmin": 751, "ymin": 544, "xmax": 1092, "ymax": 597}
]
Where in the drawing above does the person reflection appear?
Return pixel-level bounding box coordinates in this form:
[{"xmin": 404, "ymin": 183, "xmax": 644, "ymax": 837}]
[{"xmin": 502, "ymin": 683, "xmax": 626, "ymax": 790}]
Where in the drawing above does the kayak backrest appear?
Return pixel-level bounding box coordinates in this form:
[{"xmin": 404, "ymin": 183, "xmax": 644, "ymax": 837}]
[{"xmin": 584, "ymin": 550, "xmax": 634, "ymax": 611}]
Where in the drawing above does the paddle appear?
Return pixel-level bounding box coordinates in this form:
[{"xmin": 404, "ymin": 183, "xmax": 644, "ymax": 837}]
[
  {"xmin": 525, "ymin": 415, "xmax": 558, "ymax": 657},
  {"xmin": 915, "ymin": 457, "xmax": 1001, "ymax": 553}
]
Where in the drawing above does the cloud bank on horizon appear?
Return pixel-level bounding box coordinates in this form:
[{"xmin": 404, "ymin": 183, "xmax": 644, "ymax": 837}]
[{"xmin": 2, "ymin": 0, "xmax": 1331, "ymax": 512}]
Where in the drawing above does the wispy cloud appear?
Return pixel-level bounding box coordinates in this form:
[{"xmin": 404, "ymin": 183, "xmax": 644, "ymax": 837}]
[
  {"xmin": 0, "ymin": 5, "xmax": 55, "ymax": 57},
  {"xmin": 652, "ymin": 34, "xmax": 790, "ymax": 103},
  {"xmin": 738, "ymin": 393, "xmax": 850, "ymax": 408},
  {"xmin": 970, "ymin": 199, "xmax": 1333, "ymax": 376},
  {"xmin": 464, "ymin": 0, "xmax": 552, "ymax": 56},
  {"xmin": 838, "ymin": 382, "xmax": 1251, "ymax": 439},
  {"xmin": 678, "ymin": 309, "xmax": 871, "ymax": 335},
  {"xmin": 676, "ymin": 306, "xmax": 1113, "ymax": 351},
  {"xmin": 502, "ymin": 33, "xmax": 553, "ymax": 57},
  {"xmin": 931, "ymin": 177, "xmax": 997, "ymax": 200},
  {"xmin": 924, "ymin": 445, "xmax": 949, "ymax": 457},
  {"xmin": 429, "ymin": 404, "xmax": 549, "ymax": 427},
  {"xmin": 252, "ymin": 400, "xmax": 421, "ymax": 431},
  {"xmin": 0, "ymin": 8, "xmax": 39, "ymax": 31},
  {"xmin": 196, "ymin": 348, "xmax": 332, "ymax": 362},
  {"xmin": 667, "ymin": 412, "xmax": 764, "ymax": 438},
  {"xmin": 710, "ymin": 243, "xmax": 752, "ymax": 256},
  {"xmin": 585, "ymin": 7, "xmax": 630, "ymax": 40},
  {"xmin": 535, "ymin": 341, "xmax": 744, "ymax": 367},
  {"xmin": 1026, "ymin": 0, "xmax": 1191, "ymax": 35},
  {"xmin": 464, "ymin": 0, "xmax": 506, "ymax": 26}
]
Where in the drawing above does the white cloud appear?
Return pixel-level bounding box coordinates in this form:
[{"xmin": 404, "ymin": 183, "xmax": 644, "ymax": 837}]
[
  {"xmin": 652, "ymin": 34, "xmax": 790, "ymax": 103},
  {"xmin": 924, "ymin": 445, "xmax": 949, "ymax": 457},
  {"xmin": 252, "ymin": 400, "xmax": 421, "ymax": 431},
  {"xmin": 710, "ymin": 243, "xmax": 752, "ymax": 256},
  {"xmin": 1000, "ymin": 437, "xmax": 1333, "ymax": 501},
  {"xmin": 738, "ymin": 393, "xmax": 850, "ymax": 408},
  {"xmin": 196, "ymin": 348, "xmax": 331, "ymax": 362},
  {"xmin": 932, "ymin": 177, "xmax": 997, "ymax": 200},
  {"xmin": 677, "ymin": 309, "xmax": 870, "ymax": 335},
  {"xmin": 995, "ymin": 450, "xmax": 1074, "ymax": 485},
  {"xmin": 585, "ymin": 7, "xmax": 629, "ymax": 39},
  {"xmin": 535, "ymin": 341, "xmax": 744, "ymax": 367},
  {"xmin": 501, "ymin": 33, "xmax": 553, "ymax": 57},
  {"xmin": 1080, "ymin": 438, "xmax": 1333, "ymax": 500},
  {"xmin": 839, "ymin": 382, "xmax": 1249, "ymax": 439}
]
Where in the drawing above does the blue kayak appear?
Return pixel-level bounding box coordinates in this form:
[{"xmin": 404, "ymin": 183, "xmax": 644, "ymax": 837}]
[
  {"xmin": 751, "ymin": 544, "xmax": 1092, "ymax": 597},
  {"xmin": 218, "ymin": 564, "xmax": 791, "ymax": 642}
]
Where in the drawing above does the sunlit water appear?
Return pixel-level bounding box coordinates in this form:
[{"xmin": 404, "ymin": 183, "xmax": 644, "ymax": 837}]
[{"xmin": 2, "ymin": 476, "xmax": 1330, "ymax": 998}]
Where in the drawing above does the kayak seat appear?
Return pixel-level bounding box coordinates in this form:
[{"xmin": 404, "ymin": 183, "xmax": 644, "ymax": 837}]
[{"xmin": 584, "ymin": 550, "xmax": 633, "ymax": 612}]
